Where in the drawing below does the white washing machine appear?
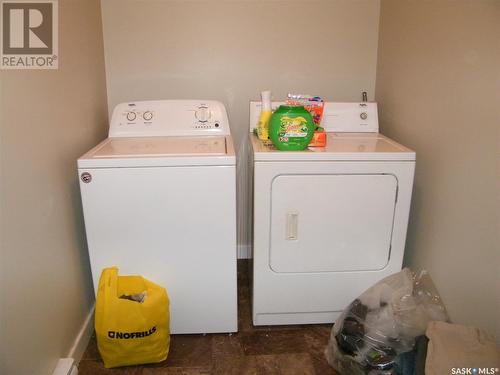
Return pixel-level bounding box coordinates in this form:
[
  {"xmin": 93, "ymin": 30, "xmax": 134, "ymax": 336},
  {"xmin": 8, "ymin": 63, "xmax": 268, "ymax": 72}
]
[
  {"xmin": 78, "ymin": 100, "xmax": 237, "ymax": 334},
  {"xmin": 250, "ymin": 101, "xmax": 415, "ymax": 326}
]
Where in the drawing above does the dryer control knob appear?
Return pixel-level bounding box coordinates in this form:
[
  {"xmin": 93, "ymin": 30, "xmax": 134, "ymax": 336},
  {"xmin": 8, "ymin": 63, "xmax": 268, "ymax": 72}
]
[
  {"xmin": 360, "ymin": 112, "xmax": 368, "ymax": 120},
  {"xmin": 126, "ymin": 112, "xmax": 137, "ymax": 121},
  {"xmin": 195, "ymin": 107, "xmax": 210, "ymax": 122},
  {"xmin": 143, "ymin": 111, "xmax": 153, "ymax": 121}
]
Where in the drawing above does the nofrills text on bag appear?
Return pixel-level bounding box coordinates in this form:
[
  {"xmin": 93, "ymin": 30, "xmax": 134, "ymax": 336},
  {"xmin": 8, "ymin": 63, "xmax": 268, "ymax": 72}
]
[{"xmin": 108, "ymin": 326, "xmax": 157, "ymax": 339}]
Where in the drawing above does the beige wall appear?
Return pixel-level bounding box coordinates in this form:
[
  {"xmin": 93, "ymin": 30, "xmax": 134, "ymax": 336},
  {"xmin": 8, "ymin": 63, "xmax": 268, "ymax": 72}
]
[
  {"xmin": 376, "ymin": 0, "xmax": 499, "ymax": 339},
  {"xmin": 101, "ymin": 0, "xmax": 381, "ymax": 251},
  {"xmin": 101, "ymin": 0, "xmax": 381, "ymax": 141},
  {"xmin": 0, "ymin": 1, "xmax": 108, "ymax": 374}
]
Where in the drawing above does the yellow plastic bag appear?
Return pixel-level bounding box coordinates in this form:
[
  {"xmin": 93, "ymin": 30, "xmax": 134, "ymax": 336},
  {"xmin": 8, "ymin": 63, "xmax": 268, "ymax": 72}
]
[{"xmin": 95, "ymin": 267, "xmax": 170, "ymax": 368}]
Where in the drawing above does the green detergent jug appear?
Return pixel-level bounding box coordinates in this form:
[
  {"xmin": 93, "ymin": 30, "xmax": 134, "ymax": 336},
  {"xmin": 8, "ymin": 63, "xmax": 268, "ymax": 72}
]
[{"xmin": 269, "ymin": 105, "xmax": 315, "ymax": 151}]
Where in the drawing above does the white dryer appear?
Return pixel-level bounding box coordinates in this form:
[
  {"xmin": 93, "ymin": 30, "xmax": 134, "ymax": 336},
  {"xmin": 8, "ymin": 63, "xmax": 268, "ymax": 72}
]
[
  {"xmin": 78, "ymin": 100, "xmax": 237, "ymax": 334},
  {"xmin": 250, "ymin": 101, "xmax": 415, "ymax": 326}
]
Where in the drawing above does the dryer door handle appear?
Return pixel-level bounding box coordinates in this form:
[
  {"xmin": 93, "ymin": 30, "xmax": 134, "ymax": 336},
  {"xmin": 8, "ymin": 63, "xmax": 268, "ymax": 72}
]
[{"xmin": 286, "ymin": 212, "xmax": 298, "ymax": 241}]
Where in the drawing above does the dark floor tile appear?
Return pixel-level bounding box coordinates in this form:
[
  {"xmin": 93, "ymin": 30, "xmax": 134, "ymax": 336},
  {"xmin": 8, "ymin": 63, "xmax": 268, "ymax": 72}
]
[
  {"xmin": 141, "ymin": 367, "xmax": 211, "ymax": 375},
  {"xmin": 237, "ymin": 287, "xmax": 254, "ymax": 333},
  {"xmin": 237, "ymin": 259, "xmax": 250, "ymax": 285},
  {"xmin": 273, "ymin": 353, "xmax": 316, "ymax": 375},
  {"xmin": 304, "ymin": 325, "xmax": 333, "ymax": 358},
  {"xmin": 245, "ymin": 356, "xmax": 281, "ymax": 375},
  {"xmin": 78, "ymin": 360, "xmax": 142, "ymax": 374},
  {"xmin": 237, "ymin": 307, "xmax": 253, "ymax": 333},
  {"xmin": 81, "ymin": 333, "xmax": 100, "ymax": 360},
  {"xmin": 163, "ymin": 334, "xmax": 213, "ymax": 368},
  {"xmin": 213, "ymin": 357, "xmax": 248, "ymax": 375},
  {"xmin": 238, "ymin": 284, "xmax": 250, "ymax": 301},
  {"xmin": 240, "ymin": 330, "xmax": 308, "ymax": 356},
  {"xmin": 214, "ymin": 353, "xmax": 316, "ymax": 375},
  {"xmin": 304, "ymin": 326, "xmax": 339, "ymax": 375},
  {"xmin": 212, "ymin": 333, "xmax": 244, "ymax": 358},
  {"xmin": 310, "ymin": 358, "xmax": 339, "ymax": 375},
  {"xmin": 79, "ymin": 359, "xmax": 213, "ymax": 375},
  {"xmin": 213, "ymin": 354, "xmax": 279, "ymax": 375},
  {"xmin": 237, "ymin": 286, "xmax": 251, "ymax": 309}
]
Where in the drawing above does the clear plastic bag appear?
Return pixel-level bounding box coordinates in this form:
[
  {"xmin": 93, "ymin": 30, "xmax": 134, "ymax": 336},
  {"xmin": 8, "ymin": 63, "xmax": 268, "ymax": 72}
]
[{"xmin": 325, "ymin": 268, "xmax": 448, "ymax": 374}]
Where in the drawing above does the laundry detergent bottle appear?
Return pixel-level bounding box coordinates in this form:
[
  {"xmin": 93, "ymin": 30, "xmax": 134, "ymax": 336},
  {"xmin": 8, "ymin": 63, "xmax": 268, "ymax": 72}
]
[
  {"xmin": 257, "ymin": 90, "xmax": 272, "ymax": 143},
  {"xmin": 269, "ymin": 105, "xmax": 315, "ymax": 151}
]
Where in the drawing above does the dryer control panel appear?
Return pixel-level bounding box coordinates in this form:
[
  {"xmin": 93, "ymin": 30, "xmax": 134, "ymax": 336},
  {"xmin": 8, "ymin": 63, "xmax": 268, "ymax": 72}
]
[
  {"xmin": 250, "ymin": 101, "xmax": 379, "ymax": 133},
  {"xmin": 109, "ymin": 100, "xmax": 230, "ymax": 137}
]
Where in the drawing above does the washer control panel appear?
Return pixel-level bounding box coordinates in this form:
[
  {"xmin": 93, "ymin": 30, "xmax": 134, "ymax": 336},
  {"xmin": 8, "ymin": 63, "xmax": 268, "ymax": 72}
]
[{"xmin": 110, "ymin": 100, "xmax": 230, "ymax": 137}]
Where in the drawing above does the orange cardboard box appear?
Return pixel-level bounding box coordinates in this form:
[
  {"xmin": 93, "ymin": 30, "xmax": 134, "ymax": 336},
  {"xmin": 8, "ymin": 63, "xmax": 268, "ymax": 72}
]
[{"xmin": 309, "ymin": 131, "xmax": 327, "ymax": 147}]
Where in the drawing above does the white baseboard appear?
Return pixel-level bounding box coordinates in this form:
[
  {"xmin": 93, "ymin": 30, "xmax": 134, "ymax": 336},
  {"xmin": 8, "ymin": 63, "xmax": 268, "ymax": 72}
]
[
  {"xmin": 52, "ymin": 358, "xmax": 78, "ymax": 375},
  {"xmin": 68, "ymin": 303, "xmax": 95, "ymax": 363},
  {"xmin": 237, "ymin": 244, "xmax": 252, "ymax": 259},
  {"xmin": 52, "ymin": 304, "xmax": 94, "ymax": 375}
]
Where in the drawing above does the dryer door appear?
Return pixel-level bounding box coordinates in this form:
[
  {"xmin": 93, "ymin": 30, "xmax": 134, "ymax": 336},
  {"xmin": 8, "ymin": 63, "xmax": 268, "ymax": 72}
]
[{"xmin": 269, "ymin": 174, "xmax": 397, "ymax": 273}]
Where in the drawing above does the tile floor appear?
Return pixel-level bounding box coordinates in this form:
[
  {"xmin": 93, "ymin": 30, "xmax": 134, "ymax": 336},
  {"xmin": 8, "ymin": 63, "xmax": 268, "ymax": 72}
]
[{"xmin": 79, "ymin": 260, "xmax": 339, "ymax": 374}]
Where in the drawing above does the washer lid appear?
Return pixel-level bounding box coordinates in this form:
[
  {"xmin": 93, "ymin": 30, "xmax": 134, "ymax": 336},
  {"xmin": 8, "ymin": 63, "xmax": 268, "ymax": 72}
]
[
  {"xmin": 251, "ymin": 132, "xmax": 415, "ymax": 161},
  {"xmin": 78, "ymin": 136, "xmax": 235, "ymax": 168}
]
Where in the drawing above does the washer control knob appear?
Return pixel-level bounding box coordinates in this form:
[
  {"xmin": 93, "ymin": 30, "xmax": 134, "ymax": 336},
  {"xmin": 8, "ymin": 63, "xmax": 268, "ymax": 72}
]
[
  {"xmin": 360, "ymin": 112, "xmax": 368, "ymax": 120},
  {"xmin": 195, "ymin": 107, "xmax": 210, "ymax": 122},
  {"xmin": 126, "ymin": 112, "xmax": 137, "ymax": 121},
  {"xmin": 143, "ymin": 111, "xmax": 153, "ymax": 121}
]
